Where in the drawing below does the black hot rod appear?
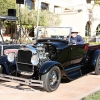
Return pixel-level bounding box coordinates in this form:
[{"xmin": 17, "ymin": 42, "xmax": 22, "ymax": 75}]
[{"xmin": 0, "ymin": 27, "xmax": 100, "ymax": 92}]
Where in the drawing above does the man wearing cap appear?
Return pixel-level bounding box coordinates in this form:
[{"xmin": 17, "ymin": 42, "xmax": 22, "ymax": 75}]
[{"xmin": 67, "ymin": 28, "xmax": 84, "ymax": 45}]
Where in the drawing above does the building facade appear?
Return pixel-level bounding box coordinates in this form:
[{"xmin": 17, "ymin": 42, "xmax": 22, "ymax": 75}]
[
  {"xmin": 59, "ymin": 0, "xmax": 100, "ymax": 38},
  {"xmin": 4, "ymin": 0, "xmax": 100, "ymax": 41},
  {"xmin": 22, "ymin": 0, "xmax": 100, "ymax": 38}
]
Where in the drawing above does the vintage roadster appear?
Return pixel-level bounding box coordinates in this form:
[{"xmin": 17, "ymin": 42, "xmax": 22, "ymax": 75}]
[{"xmin": 0, "ymin": 27, "xmax": 100, "ymax": 92}]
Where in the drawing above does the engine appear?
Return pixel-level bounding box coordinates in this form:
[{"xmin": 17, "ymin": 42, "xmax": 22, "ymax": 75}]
[
  {"xmin": 35, "ymin": 43, "xmax": 57, "ymax": 65},
  {"xmin": 36, "ymin": 43, "xmax": 50, "ymax": 64}
]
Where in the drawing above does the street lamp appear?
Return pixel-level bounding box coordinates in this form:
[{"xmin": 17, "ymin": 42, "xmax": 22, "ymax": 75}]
[
  {"xmin": 16, "ymin": 0, "xmax": 24, "ymax": 43},
  {"xmin": 36, "ymin": 0, "xmax": 40, "ymax": 41}
]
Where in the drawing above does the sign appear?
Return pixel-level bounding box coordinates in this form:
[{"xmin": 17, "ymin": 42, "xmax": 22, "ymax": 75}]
[{"xmin": 4, "ymin": 49, "xmax": 18, "ymax": 55}]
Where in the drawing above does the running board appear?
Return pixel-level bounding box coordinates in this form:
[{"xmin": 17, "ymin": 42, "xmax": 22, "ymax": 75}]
[
  {"xmin": 65, "ymin": 65, "xmax": 82, "ymax": 80},
  {"xmin": 0, "ymin": 74, "xmax": 43, "ymax": 87}
]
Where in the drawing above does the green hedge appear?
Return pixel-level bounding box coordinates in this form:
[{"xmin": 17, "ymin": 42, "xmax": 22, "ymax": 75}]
[{"xmin": 89, "ymin": 42, "xmax": 100, "ymax": 45}]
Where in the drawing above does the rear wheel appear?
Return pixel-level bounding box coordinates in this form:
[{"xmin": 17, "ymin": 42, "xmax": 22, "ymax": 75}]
[
  {"xmin": 41, "ymin": 66, "xmax": 61, "ymax": 92},
  {"xmin": 95, "ymin": 54, "xmax": 100, "ymax": 75}
]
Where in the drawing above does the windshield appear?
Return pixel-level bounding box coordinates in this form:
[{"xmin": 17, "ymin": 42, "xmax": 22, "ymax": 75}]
[{"xmin": 30, "ymin": 26, "xmax": 72, "ymax": 43}]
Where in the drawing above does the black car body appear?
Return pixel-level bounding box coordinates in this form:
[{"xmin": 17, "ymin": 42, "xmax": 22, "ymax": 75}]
[
  {"xmin": 0, "ymin": 38, "xmax": 100, "ymax": 92},
  {"xmin": 0, "ymin": 25, "xmax": 100, "ymax": 92}
]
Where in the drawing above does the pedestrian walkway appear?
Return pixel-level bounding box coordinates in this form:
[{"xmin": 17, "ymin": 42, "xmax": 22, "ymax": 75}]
[{"xmin": 0, "ymin": 72, "xmax": 100, "ymax": 100}]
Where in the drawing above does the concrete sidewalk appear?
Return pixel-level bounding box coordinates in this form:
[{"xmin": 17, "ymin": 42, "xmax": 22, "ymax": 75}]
[{"xmin": 0, "ymin": 72, "xmax": 100, "ymax": 100}]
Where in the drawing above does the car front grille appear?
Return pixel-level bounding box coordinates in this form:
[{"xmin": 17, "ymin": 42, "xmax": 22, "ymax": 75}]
[{"xmin": 17, "ymin": 49, "xmax": 33, "ymax": 72}]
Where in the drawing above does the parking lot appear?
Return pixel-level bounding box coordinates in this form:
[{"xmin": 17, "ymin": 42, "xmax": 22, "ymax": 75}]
[{"xmin": 0, "ymin": 72, "xmax": 100, "ymax": 100}]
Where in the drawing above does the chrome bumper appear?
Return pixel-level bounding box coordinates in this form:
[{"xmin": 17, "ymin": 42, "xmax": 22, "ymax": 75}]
[{"xmin": 0, "ymin": 74, "xmax": 43, "ymax": 87}]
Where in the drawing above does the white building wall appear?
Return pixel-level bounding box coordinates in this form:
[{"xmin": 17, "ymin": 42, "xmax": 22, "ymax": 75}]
[
  {"xmin": 60, "ymin": 12, "xmax": 86, "ymax": 37},
  {"xmin": 49, "ymin": 4, "xmax": 54, "ymax": 12},
  {"xmin": 90, "ymin": 5, "xmax": 100, "ymax": 37},
  {"xmin": 34, "ymin": 0, "xmax": 69, "ymax": 13},
  {"xmin": 20, "ymin": 0, "xmax": 100, "ymax": 38}
]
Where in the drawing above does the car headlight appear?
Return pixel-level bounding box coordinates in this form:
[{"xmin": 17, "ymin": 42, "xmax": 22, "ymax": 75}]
[
  {"xmin": 31, "ymin": 55, "xmax": 39, "ymax": 65},
  {"xmin": 7, "ymin": 53, "xmax": 15, "ymax": 62}
]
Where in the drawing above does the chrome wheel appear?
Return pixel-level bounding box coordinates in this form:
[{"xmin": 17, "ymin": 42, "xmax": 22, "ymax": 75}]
[
  {"xmin": 98, "ymin": 58, "xmax": 100, "ymax": 70},
  {"xmin": 50, "ymin": 70, "xmax": 58, "ymax": 87},
  {"xmin": 41, "ymin": 66, "xmax": 61, "ymax": 92},
  {"xmin": 95, "ymin": 55, "xmax": 100, "ymax": 75}
]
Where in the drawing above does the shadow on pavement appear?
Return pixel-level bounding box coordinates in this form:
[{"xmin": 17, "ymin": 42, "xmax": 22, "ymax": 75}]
[
  {"xmin": 61, "ymin": 78, "xmax": 71, "ymax": 83},
  {"xmin": 0, "ymin": 82, "xmax": 45, "ymax": 92}
]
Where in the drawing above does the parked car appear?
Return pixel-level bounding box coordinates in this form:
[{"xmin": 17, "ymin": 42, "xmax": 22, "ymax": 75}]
[{"xmin": 0, "ymin": 27, "xmax": 100, "ymax": 92}]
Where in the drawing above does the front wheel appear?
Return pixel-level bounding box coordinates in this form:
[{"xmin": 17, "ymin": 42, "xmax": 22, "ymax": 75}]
[
  {"xmin": 95, "ymin": 54, "xmax": 100, "ymax": 75},
  {"xmin": 0, "ymin": 65, "xmax": 7, "ymax": 74},
  {"xmin": 41, "ymin": 66, "xmax": 61, "ymax": 92}
]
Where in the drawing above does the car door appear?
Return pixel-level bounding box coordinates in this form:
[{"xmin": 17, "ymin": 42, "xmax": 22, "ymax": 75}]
[{"xmin": 67, "ymin": 44, "xmax": 88, "ymax": 65}]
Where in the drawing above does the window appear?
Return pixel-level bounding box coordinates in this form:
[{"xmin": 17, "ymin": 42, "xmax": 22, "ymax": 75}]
[
  {"xmin": 96, "ymin": 24, "xmax": 100, "ymax": 36},
  {"xmin": 41, "ymin": 2, "xmax": 48, "ymax": 10},
  {"xmin": 85, "ymin": 22, "xmax": 91, "ymax": 36},
  {"xmin": 25, "ymin": 0, "xmax": 33, "ymax": 10},
  {"xmin": 86, "ymin": 0, "xmax": 91, "ymax": 3}
]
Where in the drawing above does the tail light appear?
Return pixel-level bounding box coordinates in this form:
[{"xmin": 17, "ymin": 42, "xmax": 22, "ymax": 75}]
[{"xmin": 84, "ymin": 43, "xmax": 89, "ymax": 50}]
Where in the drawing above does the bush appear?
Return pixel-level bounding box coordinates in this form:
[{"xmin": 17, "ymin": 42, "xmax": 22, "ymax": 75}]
[{"xmin": 89, "ymin": 42, "xmax": 100, "ymax": 45}]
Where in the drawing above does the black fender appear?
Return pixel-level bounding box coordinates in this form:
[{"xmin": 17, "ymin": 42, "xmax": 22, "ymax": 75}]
[
  {"xmin": 91, "ymin": 50, "xmax": 100, "ymax": 68},
  {"xmin": 0, "ymin": 56, "xmax": 16, "ymax": 74},
  {"xmin": 39, "ymin": 61, "xmax": 61, "ymax": 75}
]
